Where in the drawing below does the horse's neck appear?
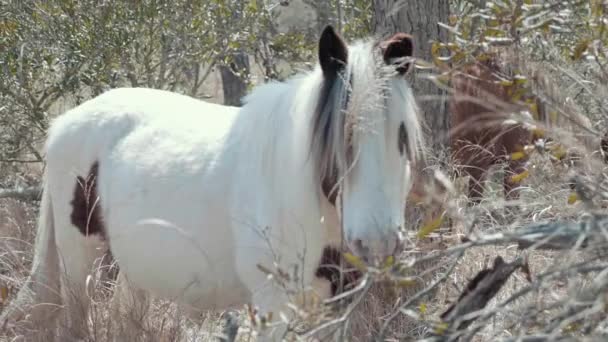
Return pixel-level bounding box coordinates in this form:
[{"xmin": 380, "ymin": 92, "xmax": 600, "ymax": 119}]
[{"xmin": 229, "ymin": 76, "xmax": 321, "ymax": 209}]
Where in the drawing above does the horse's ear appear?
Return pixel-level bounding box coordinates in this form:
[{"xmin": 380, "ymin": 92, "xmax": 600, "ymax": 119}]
[
  {"xmin": 380, "ymin": 33, "xmax": 414, "ymax": 75},
  {"xmin": 319, "ymin": 25, "xmax": 348, "ymax": 79}
]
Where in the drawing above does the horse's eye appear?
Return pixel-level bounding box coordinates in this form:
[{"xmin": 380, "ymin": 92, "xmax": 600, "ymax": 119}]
[{"xmin": 398, "ymin": 122, "xmax": 408, "ymax": 156}]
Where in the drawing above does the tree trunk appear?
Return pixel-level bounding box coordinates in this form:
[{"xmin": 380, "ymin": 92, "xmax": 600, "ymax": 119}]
[
  {"xmin": 303, "ymin": 0, "xmax": 336, "ymax": 34},
  {"xmin": 372, "ymin": 0, "xmax": 450, "ymax": 155},
  {"xmin": 219, "ymin": 52, "xmax": 250, "ymax": 107},
  {"xmin": 372, "ymin": 0, "xmax": 451, "ymax": 229}
]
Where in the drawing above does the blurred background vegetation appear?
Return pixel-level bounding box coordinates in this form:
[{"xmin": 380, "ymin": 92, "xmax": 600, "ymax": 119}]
[
  {"xmin": 1, "ymin": 0, "xmax": 608, "ymax": 341},
  {"xmin": 2, "ymin": 0, "xmax": 606, "ymax": 187}
]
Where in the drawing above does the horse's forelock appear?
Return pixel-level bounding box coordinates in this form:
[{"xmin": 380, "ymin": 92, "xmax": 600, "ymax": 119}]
[{"xmin": 311, "ymin": 67, "xmax": 352, "ymax": 203}]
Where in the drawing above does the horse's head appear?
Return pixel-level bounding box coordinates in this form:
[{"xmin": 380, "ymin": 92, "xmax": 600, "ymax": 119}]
[{"xmin": 312, "ymin": 26, "xmax": 421, "ymax": 264}]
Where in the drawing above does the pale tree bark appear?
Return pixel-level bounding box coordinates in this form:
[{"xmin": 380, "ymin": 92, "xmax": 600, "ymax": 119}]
[
  {"xmin": 373, "ymin": 0, "xmax": 450, "ymax": 156},
  {"xmin": 219, "ymin": 52, "xmax": 250, "ymax": 107}
]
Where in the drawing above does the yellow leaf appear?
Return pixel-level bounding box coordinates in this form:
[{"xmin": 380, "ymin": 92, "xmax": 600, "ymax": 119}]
[
  {"xmin": 549, "ymin": 110, "xmax": 558, "ymax": 124},
  {"xmin": 0, "ymin": 286, "xmax": 8, "ymax": 302},
  {"xmin": 542, "ymin": 21, "xmax": 551, "ymax": 34},
  {"xmin": 382, "ymin": 255, "xmax": 395, "ymax": 270},
  {"xmin": 562, "ymin": 322, "xmax": 581, "ymax": 333},
  {"xmin": 551, "ymin": 145, "xmax": 567, "ymax": 160},
  {"xmin": 511, "ymin": 87, "xmax": 527, "ymax": 101},
  {"xmin": 448, "ymin": 14, "xmax": 458, "ymax": 26},
  {"xmin": 572, "ymin": 38, "xmax": 591, "ymax": 61},
  {"xmin": 484, "ymin": 28, "xmax": 505, "ymax": 37},
  {"xmin": 434, "ymin": 321, "xmax": 449, "ymax": 335},
  {"xmin": 510, "ymin": 151, "xmax": 526, "ymax": 161},
  {"xmin": 395, "ymin": 277, "xmax": 417, "ymax": 287},
  {"xmin": 532, "ymin": 128, "xmax": 545, "ymax": 139},
  {"xmin": 487, "ymin": 19, "xmax": 500, "ymax": 27},
  {"xmin": 477, "ymin": 53, "xmax": 491, "ymax": 62},
  {"xmin": 452, "ymin": 51, "xmax": 465, "ymax": 64},
  {"xmin": 510, "ymin": 170, "xmax": 530, "ymax": 183},
  {"xmin": 419, "ymin": 303, "xmax": 427, "ymax": 314},
  {"xmin": 529, "ymin": 102, "xmax": 539, "ymax": 119},
  {"xmin": 514, "ymin": 76, "xmax": 528, "ymax": 85},
  {"xmin": 343, "ymin": 252, "xmax": 368, "ymax": 272},
  {"xmin": 500, "ymin": 79, "xmax": 514, "ymax": 87},
  {"xmin": 436, "ymin": 73, "xmax": 450, "ymax": 86},
  {"xmin": 568, "ymin": 192, "xmax": 579, "ymax": 204},
  {"xmin": 418, "ymin": 216, "xmax": 443, "ymax": 238},
  {"xmin": 431, "ymin": 42, "xmax": 444, "ymax": 67}
]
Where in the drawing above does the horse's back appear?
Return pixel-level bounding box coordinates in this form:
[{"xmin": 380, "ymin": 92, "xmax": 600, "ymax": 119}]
[
  {"xmin": 47, "ymin": 88, "xmax": 237, "ymax": 153},
  {"xmin": 44, "ymin": 88, "xmax": 238, "ymax": 183}
]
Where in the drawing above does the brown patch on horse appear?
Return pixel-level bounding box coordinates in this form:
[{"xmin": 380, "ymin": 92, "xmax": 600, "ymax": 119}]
[
  {"xmin": 315, "ymin": 246, "xmax": 362, "ymax": 297},
  {"xmin": 379, "ymin": 33, "xmax": 414, "ymax": 74},
  {"xmin": 449, "ymin": 58, "xmax": 532, "ymax": 203},
  {"xmin": 70, "ymin": 161, "xmax": 105, "ymax": 238}
]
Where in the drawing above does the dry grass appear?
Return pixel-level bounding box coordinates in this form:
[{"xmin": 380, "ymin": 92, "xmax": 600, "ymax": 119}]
[{"xmin": 1, "ymin": 134, "xmax": 605, "ymax": 341}]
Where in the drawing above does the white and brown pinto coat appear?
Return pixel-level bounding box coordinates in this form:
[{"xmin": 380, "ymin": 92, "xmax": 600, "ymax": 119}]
[{"xmin": 1, "ymin": 27, "xmax": 423, "ymax": 340}]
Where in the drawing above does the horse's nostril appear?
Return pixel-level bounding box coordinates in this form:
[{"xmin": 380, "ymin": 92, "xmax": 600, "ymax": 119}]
[{"xmin": 354, "ymin": 239, "xmax": 364, "ymax": 251}]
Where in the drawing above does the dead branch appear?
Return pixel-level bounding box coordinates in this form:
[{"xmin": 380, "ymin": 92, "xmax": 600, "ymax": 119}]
[
  {"xmin": 390, "ymin": 213, "xmax": 608, "ymax": 341},
  {"xmin": 462, "ymin": 214, "xmax": 608, "ymax": 252},
  {"xmin": 439, "ymin": 256, "xmax": 528, "ymax": 334},
  {"xmin": 216, "ymin": 310, "xmax": 240, "ymax": 342},
  {"xmin": 0, "ymin": 186, "xmax": 42, "ymax": 202}
]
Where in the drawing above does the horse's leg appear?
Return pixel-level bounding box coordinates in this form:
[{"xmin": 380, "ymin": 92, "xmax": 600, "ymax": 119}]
[
  {"xmin": 109, "ymin": 272, "xmax": 150, "ymax": 337},
  {"xmin": 455, "ymin": 142, "xmax": 493, "ymax": 206},
  {"xmin": 233, "ymin": 235, "xmax": 294, "ymax": 341},
  {"xmin": 51, "ymin": 176, "xmax": 108, "ymax": 338},
  {"xmin": 54, "ymin": 224, "xmax": 107, "ymax": 338},
  {"xmin": 253, "ymin": 285, "xmax": 289, "ymax": 341}
]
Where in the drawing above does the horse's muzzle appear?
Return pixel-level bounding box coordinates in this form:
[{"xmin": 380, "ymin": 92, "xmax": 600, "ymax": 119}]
[{"xmin": 348, "ymin": 229, "xmax": 404, "ymax": 266}]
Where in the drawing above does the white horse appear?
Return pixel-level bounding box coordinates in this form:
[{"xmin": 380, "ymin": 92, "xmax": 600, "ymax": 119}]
[{"xmin": 1, "ymin": 26, "xmax": 422, "ymax": 340}]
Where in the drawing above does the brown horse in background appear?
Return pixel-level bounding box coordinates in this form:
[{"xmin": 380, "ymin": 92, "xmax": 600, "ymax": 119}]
[
  {"xmin": 447, "ymin": 55, "xmax": 597, "ymax": 204},
  {"xmin": 449, "ymin": 57, "xmax": 532, "ymax": 204}
]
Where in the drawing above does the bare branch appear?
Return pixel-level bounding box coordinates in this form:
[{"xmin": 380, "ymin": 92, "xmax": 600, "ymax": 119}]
[
  {"xmin": 438, "ymin": 256, "xmax": 528, "ymax": 334},
  {"xmin": 0, "ymin": 186, "xmax": 42, "ymax": 202}
]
